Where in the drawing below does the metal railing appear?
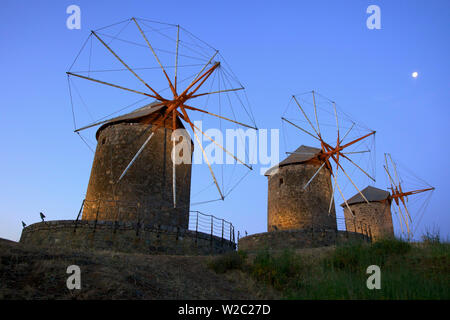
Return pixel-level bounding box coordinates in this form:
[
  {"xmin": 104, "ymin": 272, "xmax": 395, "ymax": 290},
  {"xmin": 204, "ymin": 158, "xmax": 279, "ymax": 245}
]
[
  {"xmin": 188, "ymin": 210, "xmax": 235, "ymax": 242},
  {"xmin": 336, "ymin": 217, "xmax": 372, "ymax": 240},
  {"xmin": 236, "ymin": 216, "xmax": 373, "ymax": 243},
  {"xmin": 74, "ymin": 199, "xmax": 236, "ymax": 243}
]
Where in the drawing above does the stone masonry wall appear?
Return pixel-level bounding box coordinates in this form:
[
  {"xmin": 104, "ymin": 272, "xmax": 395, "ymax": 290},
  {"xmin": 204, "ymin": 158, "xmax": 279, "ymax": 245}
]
[
  {"xmin": 343, "ymin": 200, "xmax": 394, "ymax": 241},
  {"xmin": 20, "ymin": 220, "xmax": 235, "ymax": 256},
  {"xmin": 83, "ymin": 122, "xmax": 192, "ymax": 229},
  {"xmin": 267, "ymin": 163, "xmax": 337, "ymax": 232},
  {"xmin": 238, "ymin": 228, "xmax": 370, "ymax": 253}
]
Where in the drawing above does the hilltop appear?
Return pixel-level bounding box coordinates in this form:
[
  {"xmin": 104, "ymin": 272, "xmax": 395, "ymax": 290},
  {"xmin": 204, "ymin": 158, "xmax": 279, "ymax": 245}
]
[
  {"xmin": 0, "ymin": 238, "xmax": 276, "ymax": 299},
  {"xmin": 0, "ymin": 237, "xmax": 448, "ymax": 300}
]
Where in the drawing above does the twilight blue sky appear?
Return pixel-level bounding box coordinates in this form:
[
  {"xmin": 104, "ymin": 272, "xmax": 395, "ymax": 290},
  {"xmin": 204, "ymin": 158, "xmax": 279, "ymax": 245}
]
[{"xmin": 1, "ymin": 0, "xmax": 449, "ymax": 241}]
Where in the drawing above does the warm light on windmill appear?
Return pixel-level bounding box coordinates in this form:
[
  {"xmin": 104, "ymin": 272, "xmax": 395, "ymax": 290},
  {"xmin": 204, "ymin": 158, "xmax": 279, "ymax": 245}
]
[
  {"xmin": 281, "ymin": 91, "xmax": 377, "ymax": 217},
  {"xmin": 67, "ymin": 17, "xmax": 257, "ymax": 211}
]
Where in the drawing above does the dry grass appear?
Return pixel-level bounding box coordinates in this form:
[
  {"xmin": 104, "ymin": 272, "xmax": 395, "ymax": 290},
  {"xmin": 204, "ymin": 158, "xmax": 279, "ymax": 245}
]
[{"xmin": 0, "ymin": 238, "xmax": 271, "ymax": 300}]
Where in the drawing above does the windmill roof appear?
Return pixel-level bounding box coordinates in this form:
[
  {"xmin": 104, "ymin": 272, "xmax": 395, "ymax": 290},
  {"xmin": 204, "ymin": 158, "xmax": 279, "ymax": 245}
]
[
  {"xmin": 264, "ymin": 145, "xmax": 322, "ymax": 176},
  {"xmin": 103, "ymin": 101, "xmax": 166, "ymax": 123},
  {"xmin": 95, "ymin": 101, "xmax": 187, "ymax": 140},
  {"xmin": 341, "ymin": 186, "xmax": 390, "ymax": 207}
]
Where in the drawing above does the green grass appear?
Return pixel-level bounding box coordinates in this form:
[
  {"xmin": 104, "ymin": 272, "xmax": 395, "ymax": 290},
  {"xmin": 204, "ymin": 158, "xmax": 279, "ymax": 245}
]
[
  {"xmin": 207, "ymin": 251, "xmax": 246, "ymax": 274},
  {"xmin": 209, "ymin": 238, "xmax": 450, "ymax": 299}
]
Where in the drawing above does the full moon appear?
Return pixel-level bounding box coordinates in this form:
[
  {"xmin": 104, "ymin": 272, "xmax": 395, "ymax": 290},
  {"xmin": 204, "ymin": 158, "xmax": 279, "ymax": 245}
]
[{"xmin": 412, "ymin": 71, "xmax": 418, "ymax": 78}]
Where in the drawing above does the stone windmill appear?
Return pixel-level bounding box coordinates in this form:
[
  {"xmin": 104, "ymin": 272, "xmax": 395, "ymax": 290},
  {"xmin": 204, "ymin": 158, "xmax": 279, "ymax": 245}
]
[
  {"xmin": 67, "ymin": 17, "xmax": 257, "ymax": 229},
  {"xmin": 265, "ymin": 145, "xmax": 337, "ymax": 232},
  {"xmin": 383, "ymin": 153, "xmax": 435, "ymax": 239},
  {"xmin": 279, "ymin": 91, "xmax": 377, "ymax": 227},
  {"xmin": 341, "ymin": 153, "xmax": 435, "ymax": 241},
  {"xmin": 79, "ymin": 101, "xmax": 193, "ymax": 228},
  {"xmin": 341, "ymin": 186, "xmax": 393, "ymax": 241}
]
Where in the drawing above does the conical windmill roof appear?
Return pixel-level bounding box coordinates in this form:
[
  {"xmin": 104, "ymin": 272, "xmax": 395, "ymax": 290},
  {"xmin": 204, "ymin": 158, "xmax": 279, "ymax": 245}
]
[
  {"xmin": 264, "ymin": 145, "xmax": 322, "ymax": 176},
  {"xmin": 102, "ymin": 101, "xmax": 166, "ymax": 124},
  {"xmin": 340, "ymin": 185, "xmax": 390, "ymax": 207},
  {"xmin": 94, "ymin": 101, "xmax": 188, "ymax": 140}
]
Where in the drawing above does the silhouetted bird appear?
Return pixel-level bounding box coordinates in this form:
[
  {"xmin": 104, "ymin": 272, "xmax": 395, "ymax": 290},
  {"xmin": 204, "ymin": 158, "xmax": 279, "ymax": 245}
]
[
  {"xmin": 22, "ymin": 221, "xmax": 26, "ymax": 228},
  {"xmin": 40, "ymin": 212, "xmax": 46, "ymax": 222}
]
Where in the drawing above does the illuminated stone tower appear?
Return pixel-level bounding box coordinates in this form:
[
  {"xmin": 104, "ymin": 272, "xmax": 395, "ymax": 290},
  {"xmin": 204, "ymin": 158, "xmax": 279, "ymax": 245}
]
[
  {"xmin": 265, "ymin": 145, "xmax": 337, "ymax": 232},
  {"xmin": 342, "ymin": 186, "xmax": 394, "ymax": 241},
  {"xmin": 81, "ymin": 102, "xmax": 192, "ymax": 229}
]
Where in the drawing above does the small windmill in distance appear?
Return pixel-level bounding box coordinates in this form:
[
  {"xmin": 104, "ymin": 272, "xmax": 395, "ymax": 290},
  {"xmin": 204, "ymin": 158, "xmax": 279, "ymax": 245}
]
[{"xmin": 384, "ymin": 153, "xmax": 435, "ymax": 240}]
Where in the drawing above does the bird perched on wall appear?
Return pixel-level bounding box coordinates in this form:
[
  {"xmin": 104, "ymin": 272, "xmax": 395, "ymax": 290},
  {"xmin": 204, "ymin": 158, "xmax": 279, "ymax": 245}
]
[
  {"xmin": 40, "ymin": 212, "xmax": 46, "ymax": 222},
  {"xmin": 22, "ymin": 221, "xmax": 26, "ymax": 228}
]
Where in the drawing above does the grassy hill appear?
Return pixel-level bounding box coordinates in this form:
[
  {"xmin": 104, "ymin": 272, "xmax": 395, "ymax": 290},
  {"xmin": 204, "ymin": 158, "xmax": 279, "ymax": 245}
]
[
  {"xmin": 0, "ymin": 237, "xmax": 448, "ymax": 299},
  {"xmin": 210, "ymin": 238, "xmax": 449, "ymax": 299}
]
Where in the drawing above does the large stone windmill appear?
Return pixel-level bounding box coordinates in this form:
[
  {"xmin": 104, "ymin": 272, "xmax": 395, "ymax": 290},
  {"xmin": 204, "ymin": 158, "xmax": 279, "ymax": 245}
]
[
  {"xmin": 20, "ymin": 17, "xmax": 256, "ymax": 256},
  {"xmin": 66, "ymin": 17, "xmax": 257, "ymax": 230},
  {"xmin": 80, "ymin": 101, "xmax": 193, "ymax": 229}
]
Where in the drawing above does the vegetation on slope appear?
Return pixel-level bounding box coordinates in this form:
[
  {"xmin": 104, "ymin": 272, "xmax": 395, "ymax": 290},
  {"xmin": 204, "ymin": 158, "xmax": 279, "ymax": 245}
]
[
  {"xmin": 1, "ymin": 236, "xmax": 448, "ymax": 300},
  {"xmin": 0, "ymin": 238, "xmax": 275, "ymax": 299},
  {"xmin": 209, "ymin": 238, "xmax": 449, "ymax": 299}
]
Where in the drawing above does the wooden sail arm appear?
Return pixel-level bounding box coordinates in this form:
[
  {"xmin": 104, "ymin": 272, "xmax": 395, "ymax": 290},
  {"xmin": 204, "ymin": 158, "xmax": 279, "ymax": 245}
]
[
  {"xmin": 281, "ymin": 117, "xmax": 320, "ymax": 141},
  {"xmin": 339, "ymin": 130, "xmax": 376, "ymax": 150},
  {"xmin": 292, "ymin": 95, "xmax": 320, "ymax": 138},
  {"xmin": 74, "ymin": 101, "xmax": 166, "ymax": 132},
  {"xmin": 67, "ymin": 72, "xmax": 161, "ymax": 100},
  {"xmin": 184, "ymin": 105, "xmax": 257, "ymax": 130},
  {"xmin": 131, "ymin": 18, "xmax": 177, "ymax": 98},
  {"xmin": 186, "ymin": 62, "xmax": 220, "ymax": 98},
  {"xmin": 178, "ymin": 106, "xmax": 224, "ymax": 200},
  {"xmin": 328, "ymin": 152, "xmax": 370, "ymax": 204},
  {"xmin": 189, "ymin": 87, "xmax": 244, "ymax": 99},
  {"xmin": 179, "ymin": 61, "xmax": 220, "ymax": 99},
  {"xmin": 91, "ymin": 31, "xmax": 165, "ymax": 101},
  {"xmin": 178, "ymin": 110, "xmax": 252, "ymax": 170},
  {"xmin": 390, "ymin": 187, "xmax": 435, "ymax": 199}
]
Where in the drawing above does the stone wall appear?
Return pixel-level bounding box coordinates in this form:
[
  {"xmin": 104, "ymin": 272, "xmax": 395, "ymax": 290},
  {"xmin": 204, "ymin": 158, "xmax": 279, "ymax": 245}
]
[
  {"xmin": 267, "ymin": 163, "xmax": 336, "ymax": 232},
  {"xmin": 20, "ymin": 220, "xmax": 235, "ymax": 256},
  {"xmin": 238, "ymin": 228, "xmax": 370, "ymax": 253},
  {"xmin": 343, "ymin": 200, "xmax": 394, "ymax": 241},
  {"xmin": 83, "ymin": 122, "xmax": 192, "ymax": 229}
]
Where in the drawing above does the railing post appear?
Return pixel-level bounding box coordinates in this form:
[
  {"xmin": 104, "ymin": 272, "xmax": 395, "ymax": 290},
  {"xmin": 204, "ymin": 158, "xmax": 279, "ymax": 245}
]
[
  {"xmin": 195, "ymin": 211, "xmax": 198, "ymax": 233},
  {"xmin": 211, "ymin": 215, "xmax": 214, "ymax": 240},
  {"xmin": 221, "ymin": 219, "xmax": 224, "ymax": 240},
  {"xmin": 73, "ymin": 199, "xmax": 85, "ymax": 233},
  {"xmin": 195, "ymin": 212, "xmax": 198, "ymax": 244}
]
